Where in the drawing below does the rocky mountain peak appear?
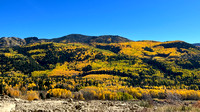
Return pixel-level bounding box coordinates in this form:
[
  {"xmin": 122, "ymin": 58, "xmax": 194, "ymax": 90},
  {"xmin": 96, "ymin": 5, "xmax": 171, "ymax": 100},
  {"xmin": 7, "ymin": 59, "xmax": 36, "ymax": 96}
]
[{"xmin": 0, "ymin": 37, "xmax": 26, "ymax": 47}]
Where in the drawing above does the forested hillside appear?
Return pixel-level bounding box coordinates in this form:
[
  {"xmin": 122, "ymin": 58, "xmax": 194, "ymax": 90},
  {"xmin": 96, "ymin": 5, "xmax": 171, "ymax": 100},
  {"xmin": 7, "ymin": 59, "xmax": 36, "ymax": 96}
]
[{"xmin": 1, "ymin": 37, "xmax": 200, "ymax": 101}]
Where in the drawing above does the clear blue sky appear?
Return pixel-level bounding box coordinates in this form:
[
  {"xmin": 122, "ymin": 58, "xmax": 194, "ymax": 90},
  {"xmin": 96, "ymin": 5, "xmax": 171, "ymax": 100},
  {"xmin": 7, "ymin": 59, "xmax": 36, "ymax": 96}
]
[{"xmin": 0, "ymin": 0, "xmax": 200, "ymax": 43}]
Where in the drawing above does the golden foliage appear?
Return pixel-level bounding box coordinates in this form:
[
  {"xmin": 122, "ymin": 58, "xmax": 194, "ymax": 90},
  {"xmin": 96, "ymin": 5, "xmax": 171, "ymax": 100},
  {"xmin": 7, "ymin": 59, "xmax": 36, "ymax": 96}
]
[
  {"xmin": 79, "ymin": 86, "xmax": 200, "ymax": 100},
  {"xmin": 48, "ymin": 88, "xmax": 72, "ymax": 98},
  {"xmin": 28, "ymin": 83, "xmax": 37, "ymax": 89},
  {"xmin": 6, "ymin": 87, "xmax": 21, "ymax": 97},
  {"xmin": 26, "ymin": 90, "xmax": 39, "ymax": 101}
]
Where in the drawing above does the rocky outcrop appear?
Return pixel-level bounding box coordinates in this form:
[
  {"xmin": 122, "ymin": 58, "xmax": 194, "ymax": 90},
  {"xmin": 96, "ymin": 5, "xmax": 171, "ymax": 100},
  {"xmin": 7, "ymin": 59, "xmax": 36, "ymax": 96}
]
[{"xmin": 0, "ymin": 37, "xmax": 26, "ymax": 47}]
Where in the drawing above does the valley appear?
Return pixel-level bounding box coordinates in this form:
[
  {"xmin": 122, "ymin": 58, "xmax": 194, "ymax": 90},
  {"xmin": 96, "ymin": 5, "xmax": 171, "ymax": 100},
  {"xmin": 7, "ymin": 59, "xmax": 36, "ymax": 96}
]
[{"xmin": 1, "ymin": 34, "xmax": 200, "ymax": 111}]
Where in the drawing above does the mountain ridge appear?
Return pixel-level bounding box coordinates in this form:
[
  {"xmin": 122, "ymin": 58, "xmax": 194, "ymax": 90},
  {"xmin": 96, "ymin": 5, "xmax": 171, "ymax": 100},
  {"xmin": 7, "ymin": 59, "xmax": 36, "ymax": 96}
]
[
  {"xmin": 0, "ymin": 34, "xmax": 132, "ymax": 47},
  {"xmin": 193, "ymin": 43, "xmax": 200, "ymax": 46},
  {"xmin": 1, "ymin": 34, "xmax": 199, "ymax": 49}
]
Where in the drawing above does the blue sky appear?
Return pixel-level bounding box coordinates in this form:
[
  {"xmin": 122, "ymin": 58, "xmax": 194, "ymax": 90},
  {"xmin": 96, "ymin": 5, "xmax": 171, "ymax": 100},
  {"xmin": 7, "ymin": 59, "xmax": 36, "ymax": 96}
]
[{"xmin": 0, "ymin": 0, "xmax": 200, "ymax": 43}]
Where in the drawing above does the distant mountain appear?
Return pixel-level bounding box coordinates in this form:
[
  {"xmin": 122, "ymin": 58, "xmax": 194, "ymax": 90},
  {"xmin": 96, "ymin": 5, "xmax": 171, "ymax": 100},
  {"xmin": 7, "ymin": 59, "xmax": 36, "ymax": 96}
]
[
  {"xmin": 0, "ymin": 34, "xmax": 132, "ymax": 47},
  {"xmin": 0, "ymin": 37, "xmax": 26, "ymax": 47},
  {"xmin": 24, "ymin": 37, "xmax": 39, "ymax": 44},
  {"xmin": 193, "ymin": 43, "xmax": 200, "ymax": 46},
  {"xmin": 52, "ymin": 34, "xmax": 131, "ymax": 44}
]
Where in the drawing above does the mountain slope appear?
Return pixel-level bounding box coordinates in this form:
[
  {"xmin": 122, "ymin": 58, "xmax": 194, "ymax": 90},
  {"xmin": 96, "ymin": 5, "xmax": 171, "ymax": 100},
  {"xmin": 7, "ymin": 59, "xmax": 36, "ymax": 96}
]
[
  {"xmin": 0, "ymin": 40, "xmax": 200, "ymax": 87},
  {"xmin": 0, "ymin": 37, "xmax": 26, "ymax": 47},
  {"xmin": 1, "ymin": 39, "xmax": 200, "ymax": 102}
]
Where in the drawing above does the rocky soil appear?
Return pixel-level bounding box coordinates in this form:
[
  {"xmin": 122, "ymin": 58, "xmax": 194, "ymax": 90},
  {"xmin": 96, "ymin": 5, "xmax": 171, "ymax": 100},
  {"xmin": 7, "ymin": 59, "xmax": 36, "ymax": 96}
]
[
  {"xmin": 0, "ymin": 95, "xmax": 152, "ymax": 112},
  {"xmin": 2, "ymin": 95, "xmax": 198, "ymax": 112}
]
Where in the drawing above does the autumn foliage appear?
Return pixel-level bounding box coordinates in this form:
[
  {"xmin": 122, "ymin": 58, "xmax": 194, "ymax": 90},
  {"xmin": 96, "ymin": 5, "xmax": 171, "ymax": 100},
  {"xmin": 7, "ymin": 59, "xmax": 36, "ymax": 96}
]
[
  {"xmin": 47, "ymin": 88, "xmax": 72, "ymax": 98},
  {"xmin": 26, "ymin": 90, "xmax": 39, "ymax": 101},
  {"xmin": 1, "ymin": 40, "xmax": 200, "ymax": 101}
]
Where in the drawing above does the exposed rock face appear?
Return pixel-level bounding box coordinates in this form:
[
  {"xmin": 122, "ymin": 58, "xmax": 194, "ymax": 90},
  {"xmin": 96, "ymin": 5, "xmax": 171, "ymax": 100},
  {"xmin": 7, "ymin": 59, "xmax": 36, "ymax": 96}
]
[{"xmin": 0, "ymin": 37, "xmax": 26, "ymax": 47}]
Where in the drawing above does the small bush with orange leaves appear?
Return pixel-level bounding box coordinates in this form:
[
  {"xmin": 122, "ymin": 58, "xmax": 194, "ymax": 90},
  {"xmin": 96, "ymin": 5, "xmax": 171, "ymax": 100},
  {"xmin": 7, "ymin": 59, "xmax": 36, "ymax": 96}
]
[
  {"xmin": 26, "ymin": 90, "xmax": 39, "ymax": 101},
  {"xmin": 47, "ymin": 88, "xmax": 72, "ymax": 98},
  {"xmin": 6, "ymin": 87, "xmax": 21, "ymax": 97}
]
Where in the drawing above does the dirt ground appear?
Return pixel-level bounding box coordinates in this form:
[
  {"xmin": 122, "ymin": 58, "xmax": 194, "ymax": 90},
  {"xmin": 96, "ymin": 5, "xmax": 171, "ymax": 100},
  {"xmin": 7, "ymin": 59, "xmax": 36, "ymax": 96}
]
[
  {"xmin": 0, "ymin": 95, "xmax": 151, "ymax": 112},
  {"xmin": 0, "ymin": 95, "xmax": 199, "ymax": 112}
]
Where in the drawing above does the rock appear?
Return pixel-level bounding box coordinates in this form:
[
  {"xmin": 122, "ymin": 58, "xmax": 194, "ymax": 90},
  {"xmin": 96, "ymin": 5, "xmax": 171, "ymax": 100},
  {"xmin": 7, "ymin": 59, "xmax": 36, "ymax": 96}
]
[
  {"xmin": 0, "ymin": 37, "xmax": 26, "ymax": 47},
  {"xmin": 3, "ymin": 95, "xmax": 10, "ymax": 99},
  {"xmin": 75, "ymin": 104, "xmax": 82, "ymax": 110},
  {"xmin": 117, "ymin": 103, "xmax": 126, "ymax": 106},
  {"xmin": 154, "ymin": 106, "xmax": 158, "ymax": 111},
  {"xmin": 53, "ymin": 108, "xmax": 61, "ymax": 112},
  {"xmin": 37, "ymin": 110, "xmax": 44, "ymax": 112},
  {"xmin": 141, "ymin": 107, "xmax": 148, "ymax": 112},
  {"xmin": 67, "ymin": 98, "xmax": 73, "ymax": 103},
  {"xmin": 133, "ymin": 104, "xmax": 140, "ymax": 108},
  {"xmin": 108, "ymin": 102, "xmax": 114, "ymax": 106},
  {"xmin": 78, "ymin": 101, "xmax": 85, "ymax": 104},
  {"xmin": 63, "ymin": 101, "xmax": 68, "ymax": 104},
  {"xmin": 0, "ymin": 103, "xmax": 16, "ymax": 112}
]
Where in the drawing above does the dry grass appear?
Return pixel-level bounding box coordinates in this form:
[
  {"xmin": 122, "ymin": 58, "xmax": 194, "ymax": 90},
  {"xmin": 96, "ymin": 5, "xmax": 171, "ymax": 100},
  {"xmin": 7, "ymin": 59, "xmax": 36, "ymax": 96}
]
[{"xmin": 155, "ymin": 105, "xmax": 200, "ymax": 112}]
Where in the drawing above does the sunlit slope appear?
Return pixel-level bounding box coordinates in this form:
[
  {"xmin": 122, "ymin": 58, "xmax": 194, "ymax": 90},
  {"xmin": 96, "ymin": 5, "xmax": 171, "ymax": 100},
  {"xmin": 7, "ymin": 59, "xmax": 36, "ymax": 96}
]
[
  {"xmin": 94, "ymin": 41, "xmax": 200, "ymax": 59},
  {"xmin": 91, "ymin": 41, "xmax": 200, "ymax": 84},
  {"xmin": 0, "ymin": 42, "xmax": 116, "ymax": 75},
  {"xmin": 0, "ymin": 41, "xmax": 200, "ymax": 87}
]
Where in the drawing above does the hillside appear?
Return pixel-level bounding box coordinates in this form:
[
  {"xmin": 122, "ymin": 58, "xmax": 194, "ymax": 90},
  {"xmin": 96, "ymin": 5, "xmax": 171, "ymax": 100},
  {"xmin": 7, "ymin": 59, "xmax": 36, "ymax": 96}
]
[
  {"xmin": 0, "ymin": 37, "xmax": 26, "ymax": 47},
  {"xmin": 1, "ymin": 37, "xmax": 200, "ymax": 102},
  {"xmin": 1, "ymin": 40, "xmax": 200, "ymax": 84}
]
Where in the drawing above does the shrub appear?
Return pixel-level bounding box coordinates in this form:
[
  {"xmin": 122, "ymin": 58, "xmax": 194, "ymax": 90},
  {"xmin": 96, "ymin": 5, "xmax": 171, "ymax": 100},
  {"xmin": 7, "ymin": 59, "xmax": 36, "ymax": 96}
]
[
  {"xmin": 166, "ymin": 92, "xmax": 181, "ymax": 104},
  {"xmin": 6, "ymin": 87, "xmax": 21, "ymax": 97},
  {"xmin": 73, "ymin": 92, "xmax": 85, "ymax": 100},
  {"xmin": 119, "ymin": 92, "xmax": 133, "ymax": 100},
  {"xmin": 26, "ymin": 90, "xmax": 39, "ymax": 101},
  {"xmin": 46, "ymin": 93, "xmax": 51, "ymax": 99},
  {"xmin": 189, "ymin": 84, "xmax": 199, "ymax": 90},
  {"xmin": 128, "ymin": 88, "xmax": 142, "ymax": 99},
  {"xmin": 80, "ymin": 88, "xmax": 98, "ymax": 100},
  {"xmin": 39, "ymin": 91, "xmax": 47, "ymax": 99},
  {"xmin": 47, "ymin": 88, "xmax": 72, "ymax": 98}
]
